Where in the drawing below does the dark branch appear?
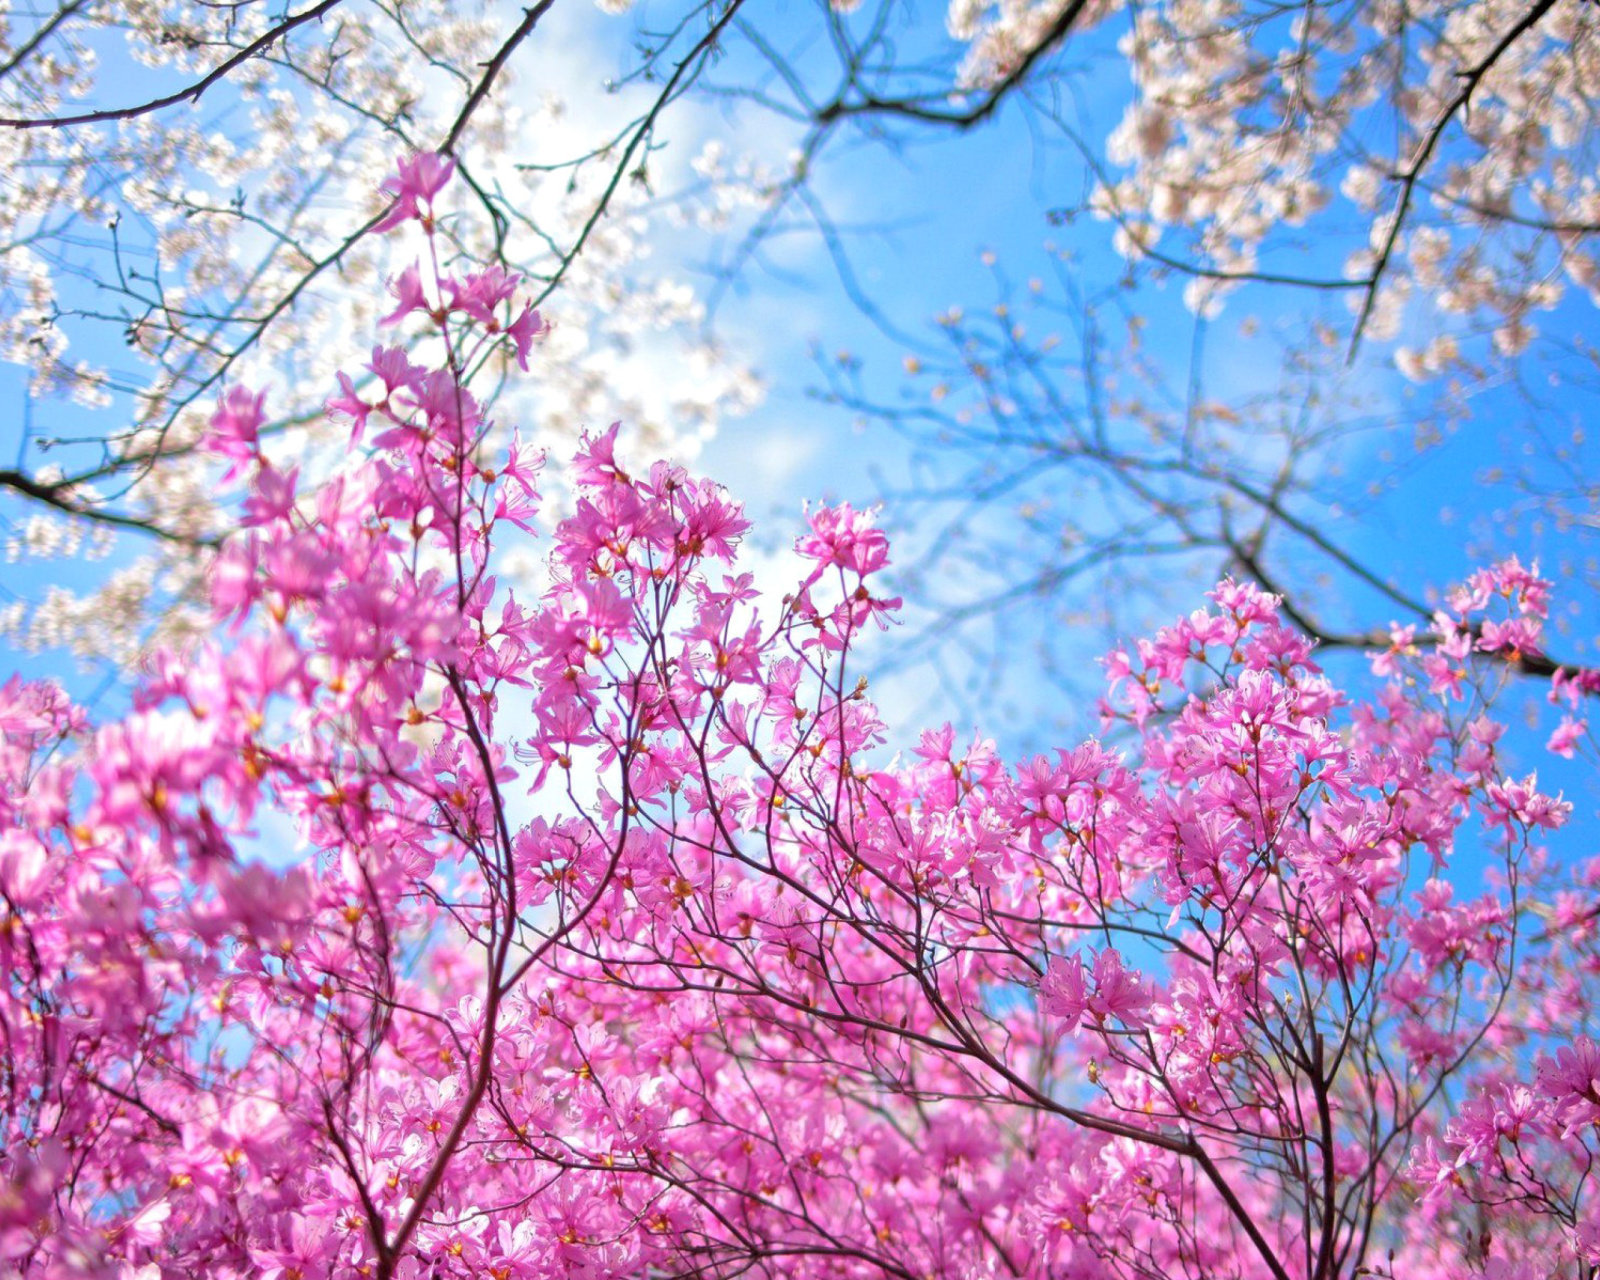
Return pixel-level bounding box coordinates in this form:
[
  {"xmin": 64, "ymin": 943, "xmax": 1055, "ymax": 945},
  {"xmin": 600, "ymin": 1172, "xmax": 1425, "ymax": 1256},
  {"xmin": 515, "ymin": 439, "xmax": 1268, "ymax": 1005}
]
[
  {"xmin": 1349, "ymin": 0, "xmax": 1562, "ymax": 357},
  {"xmin": 0, "ymin": 467, "xmax": 219, "ymax": 547},
  {"xmin": 816, "ymin": 0, "xmax": 1095, "ymax": 131},
  {"xmin": 0, "ymin": 0, "xmax": 345, "ymax": 129},
  {"xmin": 0, "ymin": 1, "xmax": 89, "ymax": 85}
]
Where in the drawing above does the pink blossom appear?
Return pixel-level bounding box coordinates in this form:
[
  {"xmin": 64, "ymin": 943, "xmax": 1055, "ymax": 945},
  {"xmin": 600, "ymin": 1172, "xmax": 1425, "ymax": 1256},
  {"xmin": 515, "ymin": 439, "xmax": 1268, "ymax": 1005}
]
[
  {"xmin": 7, "ymin": 159, "xmax": 1597, "ymax": 1280},
  {"xmin": 373, "ymin": 150, "xmax": 455, "ymax": 232},
  {"xmin": 1548, "ymin": 716, "xmax": 1585, "ymax": 758},
  {"xmin": 207, "ymin": 385, "xmax": 266, "ymax": 479}
]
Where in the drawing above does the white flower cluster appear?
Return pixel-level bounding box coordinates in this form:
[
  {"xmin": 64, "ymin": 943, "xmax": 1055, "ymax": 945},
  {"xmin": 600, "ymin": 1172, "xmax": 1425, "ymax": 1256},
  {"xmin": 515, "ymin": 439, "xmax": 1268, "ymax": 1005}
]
[{"xmin": 946, "ymin": 0, "xmax": 1598, "ymax": 359}]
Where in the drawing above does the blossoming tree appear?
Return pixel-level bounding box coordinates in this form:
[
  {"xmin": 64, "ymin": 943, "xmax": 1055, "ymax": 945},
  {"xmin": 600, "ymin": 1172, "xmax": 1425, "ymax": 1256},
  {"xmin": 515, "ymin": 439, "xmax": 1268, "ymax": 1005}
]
[{"xmin": 2, "ymin": 157, "xmax": 1596, "ymax": 1280}]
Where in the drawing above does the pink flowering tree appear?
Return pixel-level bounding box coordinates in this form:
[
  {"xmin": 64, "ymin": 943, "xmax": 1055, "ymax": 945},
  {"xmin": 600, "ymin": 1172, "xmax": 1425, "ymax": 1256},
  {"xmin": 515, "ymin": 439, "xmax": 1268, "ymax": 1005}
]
[{"xmin": 2, "ymin": 158, "xmax": 1597, "ymax": 1280}]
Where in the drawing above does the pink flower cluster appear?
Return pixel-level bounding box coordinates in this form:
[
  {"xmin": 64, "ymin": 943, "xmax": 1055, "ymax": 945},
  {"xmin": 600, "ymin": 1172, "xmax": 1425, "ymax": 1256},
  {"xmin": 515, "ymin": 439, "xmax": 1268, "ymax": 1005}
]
[{"xmin": 2, "ymin": 155, "xmax": 1597, "ymax": 1280}]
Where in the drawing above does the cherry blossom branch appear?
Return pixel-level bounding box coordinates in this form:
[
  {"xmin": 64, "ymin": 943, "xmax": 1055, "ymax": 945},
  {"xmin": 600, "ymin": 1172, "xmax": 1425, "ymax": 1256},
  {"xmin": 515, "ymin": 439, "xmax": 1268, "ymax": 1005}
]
[
  {"xmin": 1349, "ymin": 0, "xmax": 1563, "ymax": 357},
  {"xmin": 0, "ymin": 1, "xmax": 87, "ymax": 84},
  {"xmin": 815, "ymin": 0, "xmax": 1095, "ymax": 131},
  {"xmin": 0, "ymin": 1, "xmax": 347, "ymax": 129},
  {"xmin": 0, "ymin": 466, "xmax": 219, "ymax": 547}
]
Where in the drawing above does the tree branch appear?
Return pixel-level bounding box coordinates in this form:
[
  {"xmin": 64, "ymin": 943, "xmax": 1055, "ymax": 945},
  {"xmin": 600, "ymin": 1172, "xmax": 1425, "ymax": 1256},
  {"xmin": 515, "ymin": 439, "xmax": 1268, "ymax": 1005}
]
[
  {"xmin": 0, "ymin": 1, "xmax": 346, "ymax": 129},
  {"xmin": 1349, "ymin": 0, "xmax": 1561, "ymax": 357},
  {"xmin": 816, "ymin": 0, "xmax": 1095, "ymax": 131}
]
